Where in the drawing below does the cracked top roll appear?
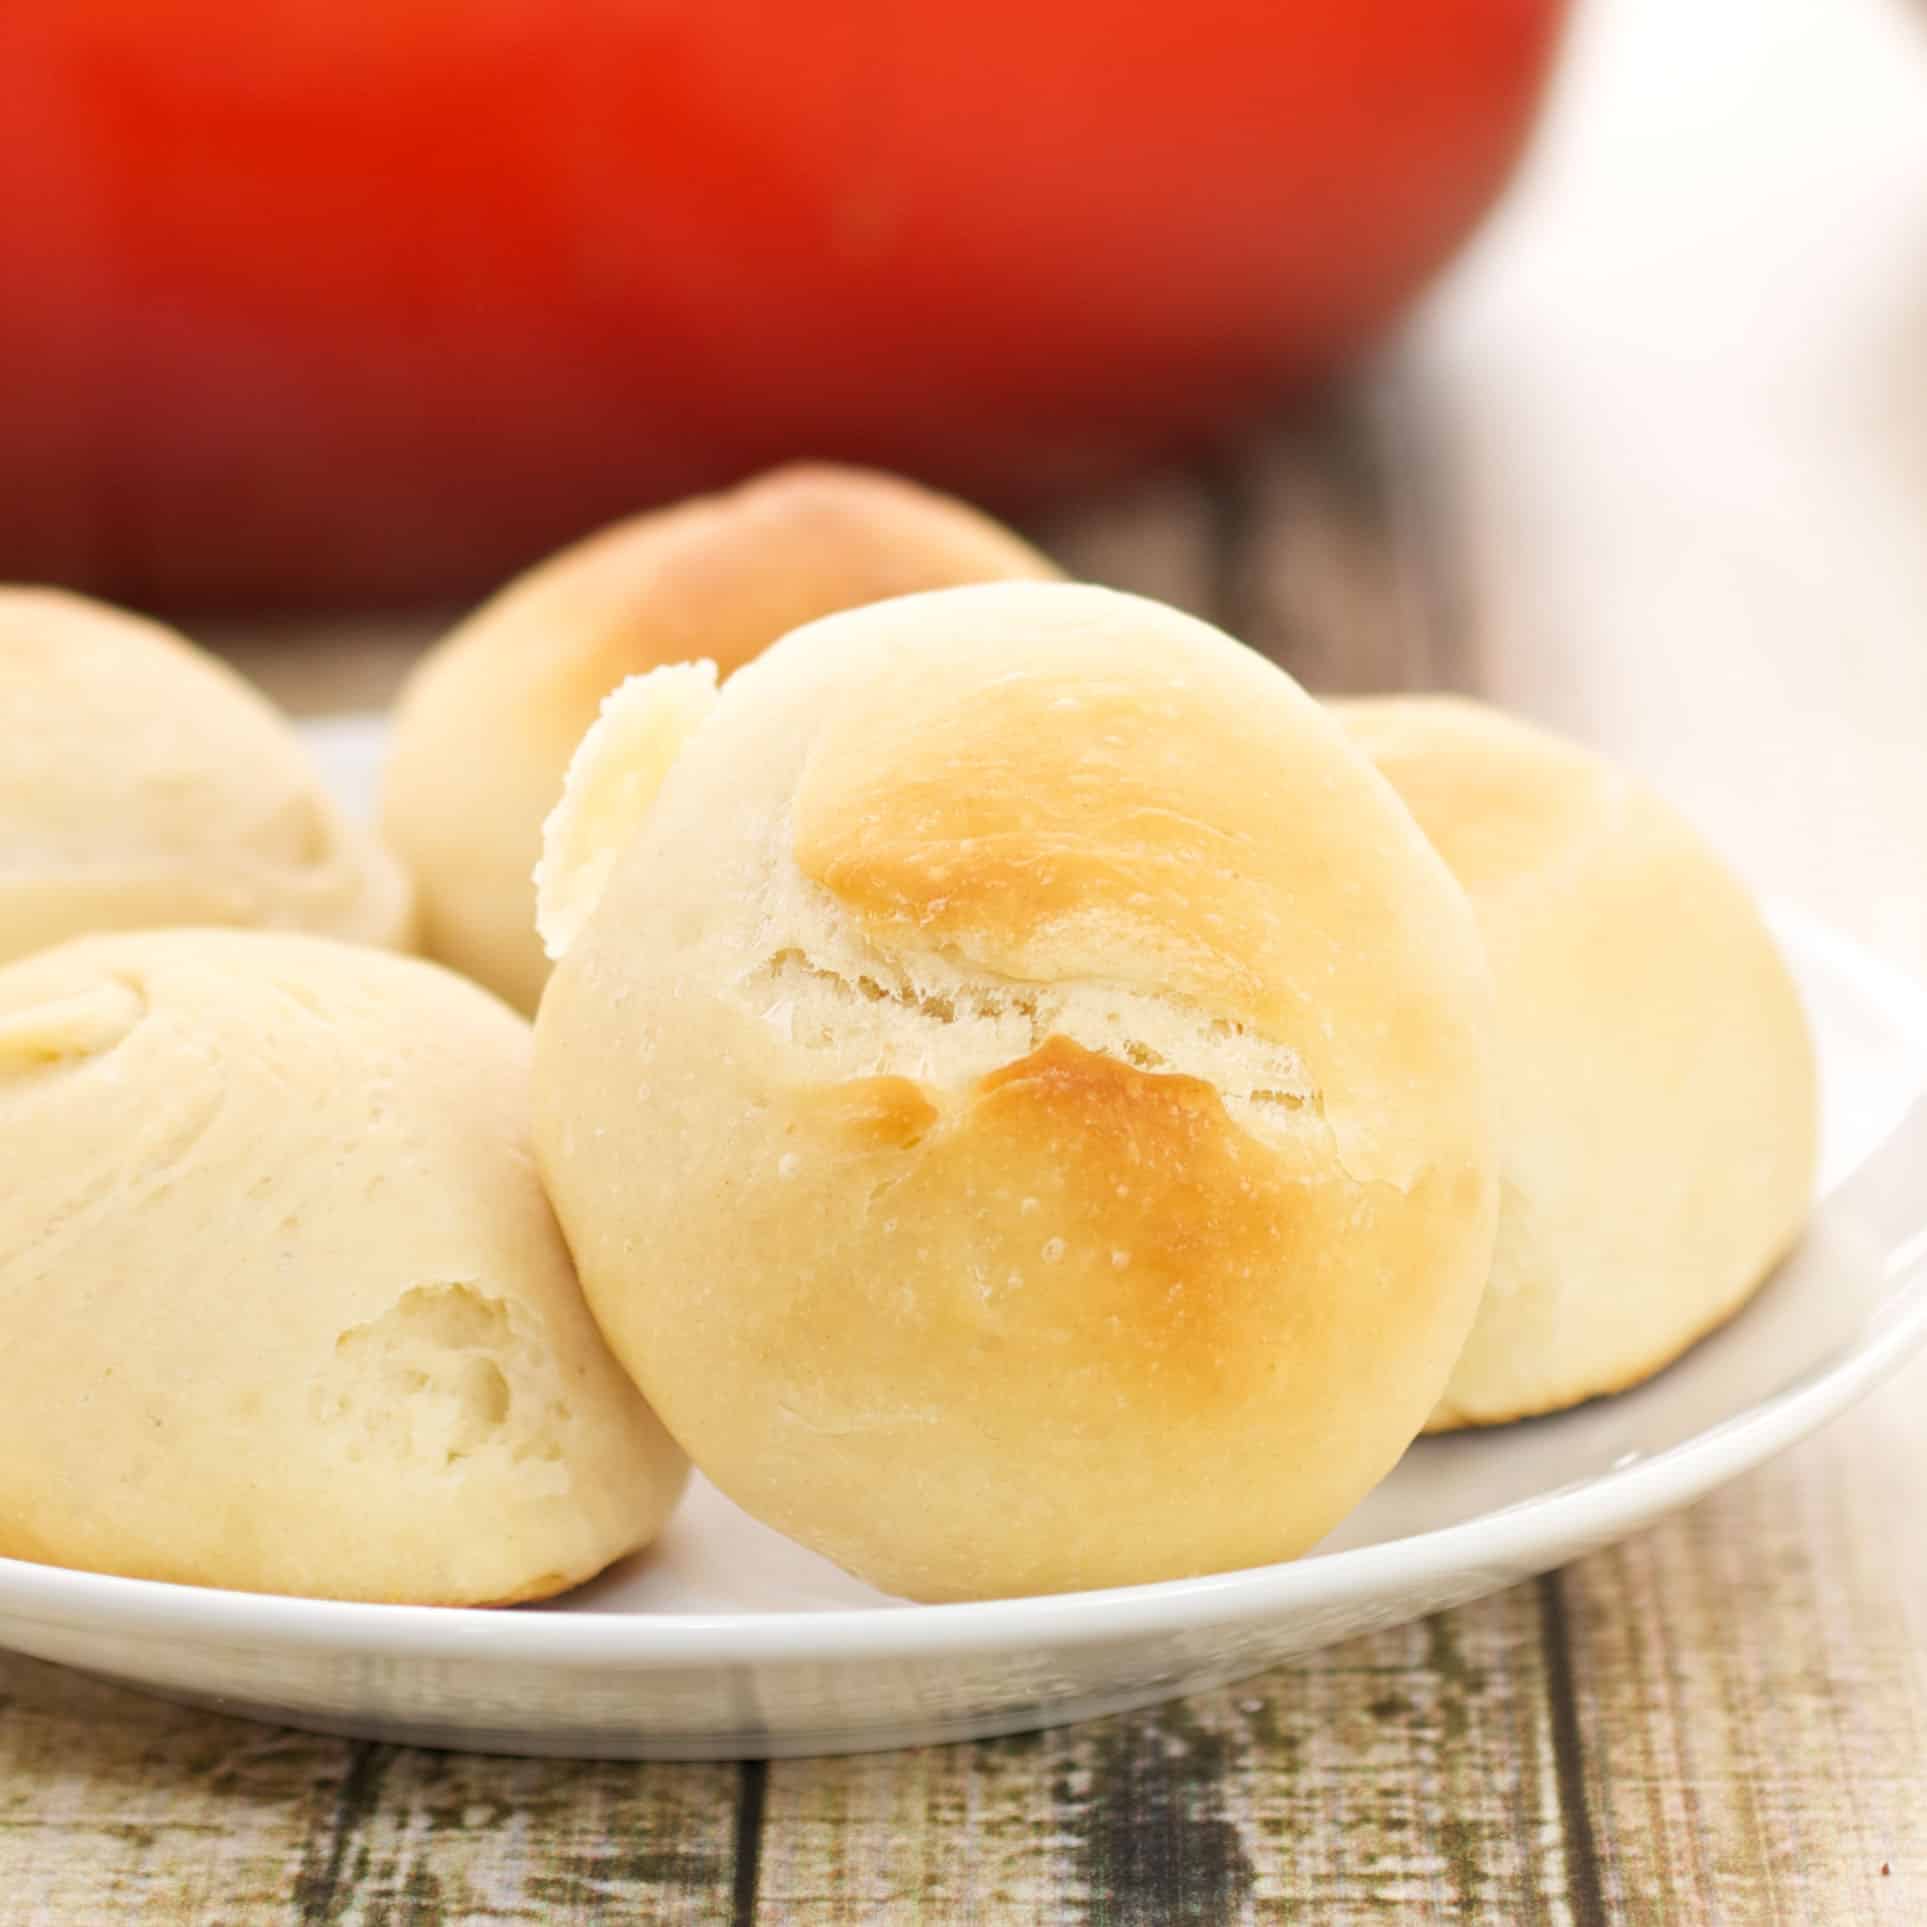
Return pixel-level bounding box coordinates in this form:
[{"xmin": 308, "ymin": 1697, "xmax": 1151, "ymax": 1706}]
[
  {"xmin": 0, "ymin": 928, "xmax": 686, "ymax": 1603},
  {"xmin": 0, "ymin": 589, "xmax": 414, "ymax": 967},
  {"xmin": 532, "ymin": 581, "xmax": 1502, "ymax": 1602}
]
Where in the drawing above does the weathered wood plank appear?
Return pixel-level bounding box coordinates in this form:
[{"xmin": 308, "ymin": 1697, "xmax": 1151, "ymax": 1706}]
[
  {"xmin": 1211, "ymin": 1582, "xmax": 1579, "ymax": 1923},
  {"xmin": 285, "ymin": 1746, "xmax": 744, "ymax": 1925},
  {"xmin": 0, "ymin": 1651, "xmax": 748, "ymax": 1925},
  {"xmin": 1556, "ymin": 1358, "xmax": 1927, "ymax": 1927},
  {"xmin": 0, "ymin": 1654, "xmax": 345, "ymax": 1921},
  {"xmin": 747, "ymin": 1580, "xmax": 1591, "ymax": 1925}
]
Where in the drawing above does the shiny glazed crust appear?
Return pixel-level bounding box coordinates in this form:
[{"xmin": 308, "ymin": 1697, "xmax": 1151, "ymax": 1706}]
[{"xmin": 534, "ymin": 583, "xmax": 1501, "ymax": 1601}]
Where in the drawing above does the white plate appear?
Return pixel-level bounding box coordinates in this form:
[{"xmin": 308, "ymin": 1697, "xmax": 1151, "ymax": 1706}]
[{"xmin": 2, "ymin": 716, "xmax": 1922, "ymax": 1760}]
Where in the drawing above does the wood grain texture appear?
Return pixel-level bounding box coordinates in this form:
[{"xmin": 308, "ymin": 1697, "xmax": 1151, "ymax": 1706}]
[
  {"xmin": 746, "ymin": 1583, "xmax": 1596, "ymax": 1925},
  {"xmin": 6, "ymin": 0, "xmax": 1925, "ymax": 1919},
  {"xmin": 0, "ymin": 1651, "xmax": 748, "ymax": 1924},
  {"xmin": 1559, "ymin": 1369, "xmax": 1927, "ymax": 1926}
]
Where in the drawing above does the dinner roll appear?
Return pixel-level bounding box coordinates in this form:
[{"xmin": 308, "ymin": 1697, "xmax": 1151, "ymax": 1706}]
[
  {"xmin": 0, "ymin": 589, "xmax": 412, "ymax": 966},
  {"xmin": 383, "ymin": 464, "xmax": 1057, "ymax": 1013},
  {"xmin": 533, "ymin": 582, "xmax": 1500, "ymax": 1602},
  {"xmin": 1333, "ymin": 696, "xmax": 1819, "ymax": 1429},
  {"xmin": 0, "ymin": 929, "xmax": 686, "ymax": 1603}
]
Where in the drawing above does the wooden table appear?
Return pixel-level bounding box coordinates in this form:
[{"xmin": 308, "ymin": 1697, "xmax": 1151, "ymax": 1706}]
[{"xmin": 6, "ymin": 0, "xmax": 1923, "ymax": 1917}]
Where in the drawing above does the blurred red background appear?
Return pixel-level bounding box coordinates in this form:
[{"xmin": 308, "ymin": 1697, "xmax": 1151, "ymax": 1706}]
[{"xmin": 0, "ymin": 0, "xmax": 1565, "ymax": 610}]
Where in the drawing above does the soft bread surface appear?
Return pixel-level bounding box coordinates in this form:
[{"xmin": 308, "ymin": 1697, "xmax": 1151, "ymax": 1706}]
[
  {"xmin": 0, "ymin": 589, "xmax": 412, "ymax": 966},
  {"xmin": 383, "ymin": 464, "xmax": 1057, "ymax": 1012},
  {"xmin": 1334, "ymin": 696, "xmax": 1820, "ymax": 1428},
  {"xmin": 533, "ymin": 583, "xmax": 1501, "ymax": 1602},
  {"xmin": 0, "ymin": 929, "xmax": 686, "ymax": 1603}
]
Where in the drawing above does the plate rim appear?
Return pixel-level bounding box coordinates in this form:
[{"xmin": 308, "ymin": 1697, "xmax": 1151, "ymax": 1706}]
[{"xmin": 4, "ymin": 891, "xmax": 1923, "ymax": 1673}]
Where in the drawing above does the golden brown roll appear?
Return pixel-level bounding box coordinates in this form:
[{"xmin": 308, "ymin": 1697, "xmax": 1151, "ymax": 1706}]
[
  {"xmin": 0, "ymin": 929, "xmax": 686, "ymax": 1603},
  {"xmin": 1333, "ymin": 696, "xmax": 1819, "ymax": 1429},
  {"xmin": 0, "ymin": 589, "xmax": 412, "ymax": 966},
  {"xmin": 383, "ymin": 463, "xmax": 1057, "ymax": 1012},
  {"xmin": 532, "ymin": 582, "xmax": 1500, "ymax": 1602}
]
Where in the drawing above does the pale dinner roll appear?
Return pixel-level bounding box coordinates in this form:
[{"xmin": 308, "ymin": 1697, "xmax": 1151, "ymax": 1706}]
[
  {"xmin": 532, "ymin": 582, "xmax": 1500, "ymax": 1602},
  {"xmin": 383, "ymin": 464, "xmax": 1058, "ymax": 1013},
  {"xmin": 1333, "ymin": 697, "xmax": 1819, "ymax": 1429},
  {"xmin": 0, "ymin": 589, "xmax": 412, "ymax": 966},
  {"xmin": 0, "ymin": 929, "xmax": 686, "ymax": 1603}
]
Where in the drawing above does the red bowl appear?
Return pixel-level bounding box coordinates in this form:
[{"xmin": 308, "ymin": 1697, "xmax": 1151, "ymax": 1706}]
[{"xmin": 0, "ymin": 1, "xmax": 1568, "ymax": 609}]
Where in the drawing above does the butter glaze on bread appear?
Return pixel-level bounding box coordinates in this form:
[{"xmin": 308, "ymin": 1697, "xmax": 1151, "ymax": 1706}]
[
  {"xmin": 0, "ymin": 929, "xmax": 686, "ymax": 1603},
  {"xmin": 383, "ymin": 464, "xmax": 1056, "ymax": 1012},
  {"xmin": 533, "ymin": 583, "xmax": 1501, "ymax": 1602},
  {"xmin": 0, "ymin": 589, "xmax": 412, "ymax": 966},
  {"xmin": 1334, "ymin": 696, "xmax": 1820, "ymax": 1429}
]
